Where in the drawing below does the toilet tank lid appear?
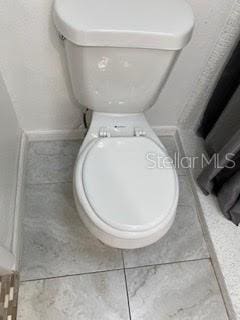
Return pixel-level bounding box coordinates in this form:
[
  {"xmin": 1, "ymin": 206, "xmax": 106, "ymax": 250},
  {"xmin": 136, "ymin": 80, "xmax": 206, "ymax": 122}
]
[{"xmin": 53, "ymin": 0, "xmax": 194, "ymax": 50}]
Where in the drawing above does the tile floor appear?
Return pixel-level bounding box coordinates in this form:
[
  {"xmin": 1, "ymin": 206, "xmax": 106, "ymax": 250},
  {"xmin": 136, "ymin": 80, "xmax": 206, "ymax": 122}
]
[{"xmin": 17, "ymin": 136, "xmax": 229, "ymax": 319}]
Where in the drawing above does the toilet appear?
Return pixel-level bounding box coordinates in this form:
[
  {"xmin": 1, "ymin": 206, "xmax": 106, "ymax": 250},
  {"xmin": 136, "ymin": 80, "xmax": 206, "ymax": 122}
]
[{"xmin": 53, "ymin": 0, "xmax": 194, "ymax": 249}]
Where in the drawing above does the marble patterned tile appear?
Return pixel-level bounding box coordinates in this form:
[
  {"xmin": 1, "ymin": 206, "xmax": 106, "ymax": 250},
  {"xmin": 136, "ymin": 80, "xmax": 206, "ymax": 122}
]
[
  {"xmin": 126, "ymin": 260, "xmax": 228, "ymax": 320},
  {"xmin": 21, "ymin": 183, "xmax": 123, "ymax": 281},
  {"xmin": 178, "ymin": 175, "xmax": 196, "ymax": 207},
  {"xmin": 160, "ymin": 135, "xmax": 187, "ymax": 176},
  {"xmin": 26, "ymin": 140, "xmax": 82, "ymax": 184},
  {"xmin": 123, "ymin": 205, "xmax": 209, "ymax": 268},
  {"xmin": 17, "ymin": 270, "xmax": 129, "ymax": 320},
  {"xmin": 25, "ymin": 136, "xmax": 186, "ymax": 185}
]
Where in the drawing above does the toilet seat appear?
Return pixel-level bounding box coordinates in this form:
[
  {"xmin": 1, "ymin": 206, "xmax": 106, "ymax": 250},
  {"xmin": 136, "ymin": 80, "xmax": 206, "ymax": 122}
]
[{"xmin": 74, "ymin": 136, "xmax": 179, "ymax": 239}]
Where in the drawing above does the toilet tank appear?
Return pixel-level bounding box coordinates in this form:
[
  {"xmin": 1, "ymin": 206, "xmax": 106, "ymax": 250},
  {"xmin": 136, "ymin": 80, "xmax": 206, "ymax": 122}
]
[{"xmin": 54, "ymin": 0, "xmax": 194, "ymax": 113}]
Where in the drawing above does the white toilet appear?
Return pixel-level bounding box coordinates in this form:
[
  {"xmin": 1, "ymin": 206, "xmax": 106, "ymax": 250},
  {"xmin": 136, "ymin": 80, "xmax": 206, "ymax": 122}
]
[{"xmin": 53, "ymin": 0, "xmax": 194, "ymax": 249}]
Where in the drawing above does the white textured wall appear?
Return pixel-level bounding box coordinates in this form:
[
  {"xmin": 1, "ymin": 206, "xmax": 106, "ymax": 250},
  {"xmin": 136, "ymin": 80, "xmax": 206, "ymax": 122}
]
[
  {"xmin": 147, "ymin": 0, "xmax": 238, "ymax": 128},
  {"xmin": 0, "ymin": 0, "xmax": 239, "ymax": 131},
  {"xmin": 179, "ymin": 0, "xmax": 240, "ymax": 130},
  {"xmin": 0, "ymin": 73, "xmax": 21, "ymax": 250},
  {"xmin": 0, "ymin": 0, "xmax": 80, "ymax": 131}
]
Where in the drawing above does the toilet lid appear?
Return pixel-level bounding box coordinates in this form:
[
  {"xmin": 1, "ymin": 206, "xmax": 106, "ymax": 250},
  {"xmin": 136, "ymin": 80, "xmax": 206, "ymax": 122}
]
[
  {"xmin": 82, "ymin": 137, "xmax": 178, "ymax": 232},
  {"xmin": 54, "ymin": 0, "xmax": 194, "ymax": 50}
]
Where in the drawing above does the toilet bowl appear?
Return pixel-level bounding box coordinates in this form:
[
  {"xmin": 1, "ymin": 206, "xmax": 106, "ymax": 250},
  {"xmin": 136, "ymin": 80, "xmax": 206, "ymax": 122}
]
[
  {"xmin": 73, "ymin": 113, "xmax": 179, "ymax": 248},
  {"xmin": 53, "ymin": 0, "xmax": 194, "ymax": 248}
]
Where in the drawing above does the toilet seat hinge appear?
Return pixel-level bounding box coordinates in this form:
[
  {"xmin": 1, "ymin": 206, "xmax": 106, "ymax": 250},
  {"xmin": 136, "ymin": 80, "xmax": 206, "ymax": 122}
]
[
  {"xmin": 99, "ymin": 127, "xmax": 146, "ymax": 138},
  {"xmin": 99, "ymin": 127, "xmax": 111, "ymax": 138},
  {"xmin": 134, "ymin": 128, "xmax": 146, "ymax": 137}
]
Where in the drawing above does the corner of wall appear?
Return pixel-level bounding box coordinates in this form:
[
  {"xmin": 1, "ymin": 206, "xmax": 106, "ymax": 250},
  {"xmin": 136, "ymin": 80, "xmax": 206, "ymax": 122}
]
[
  {"xmin": 11, "ymin": 130, "xmax": 28, "ymax": 271},
  {"xmin": 178, "ymin": 0, "xmax": 240, "ymax": 132}
]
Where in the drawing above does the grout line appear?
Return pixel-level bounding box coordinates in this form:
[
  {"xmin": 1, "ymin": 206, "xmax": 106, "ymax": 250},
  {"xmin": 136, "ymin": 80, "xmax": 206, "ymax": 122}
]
[
  {"xmin": 121, "ymin": 251, "xmax": 132, "ymax": 320},
  {"xmin": 20, "ymin": 257, "xmax": 210, "ymax": 284},
  {"xmin": 124, "ymin": 257, "xmax": 210, "ymax": 271},
  {"xmin": 209, "ymin": 258, "xmax": 231, "ymax": 320},
  {"xmin": 20, "ymin": 267, "xmax": 124, "ymax": 283}
]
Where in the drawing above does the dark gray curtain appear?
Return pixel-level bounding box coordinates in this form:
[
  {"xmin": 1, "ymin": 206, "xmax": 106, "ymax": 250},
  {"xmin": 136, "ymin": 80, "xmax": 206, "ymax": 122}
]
[
  {"xmin": 197, "ymin": 86, "xmax": 240, "ymax": 225},
  {"xmin": 198, "ymin": 39, "xmax": 240, "ymax": 138}
]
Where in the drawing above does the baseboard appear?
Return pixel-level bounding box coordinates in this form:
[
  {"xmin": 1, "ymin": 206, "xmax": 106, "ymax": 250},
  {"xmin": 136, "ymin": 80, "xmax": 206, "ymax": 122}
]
[
  {"xmin": 152, "ymin": 125, "xmax": 178, "ymax": 137},
  {"xmin": 25, "ymin": 126, "xmax": 86, "ymax": 142},
  {"xmin": 11, "ymin": 130, "xmax": 28, "ymax": 271},
  {"xmin": 24, "ymin": 125, "xmax": 177, "ymax": 143},
  {"xmin": 0, "ymin": 131, "xmax": 27, "ymax": 275}
]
